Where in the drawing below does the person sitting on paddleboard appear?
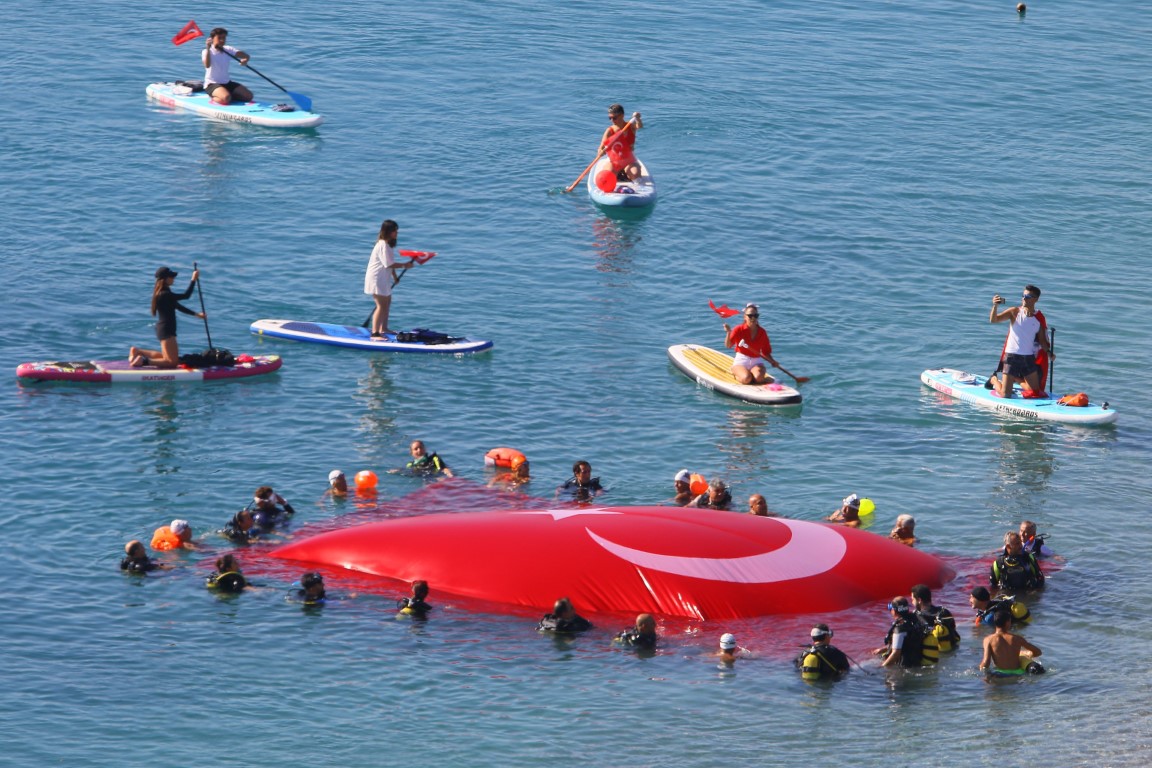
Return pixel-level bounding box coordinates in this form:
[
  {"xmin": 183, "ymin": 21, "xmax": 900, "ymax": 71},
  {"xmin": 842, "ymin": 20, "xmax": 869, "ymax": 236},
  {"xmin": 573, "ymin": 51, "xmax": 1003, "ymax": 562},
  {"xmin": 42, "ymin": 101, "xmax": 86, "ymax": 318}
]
[
  {"xmin": 129, "ymin": 266, "xmax": 204, "ymax": 369},
  {"xmin": 600, "ymin": 104, "xmax": 643, "ymax": 182},
  {"xmin": 722, "ymin": 303, "xmax": 780, "ymax": 385},
  {"xmin": 557, "ymin": 460, "xmax": 604, "ymax": 501},
  {"xmin": 202, "ymin": 28, "xmax": 253, "ymax": 105},
  {"xmin": 364, "ymin": 219, "xmax": 414, "ymax": 339},
  {"xmin": 988, "ymin": 285, "xmax": 1053, "ymax": 398}
]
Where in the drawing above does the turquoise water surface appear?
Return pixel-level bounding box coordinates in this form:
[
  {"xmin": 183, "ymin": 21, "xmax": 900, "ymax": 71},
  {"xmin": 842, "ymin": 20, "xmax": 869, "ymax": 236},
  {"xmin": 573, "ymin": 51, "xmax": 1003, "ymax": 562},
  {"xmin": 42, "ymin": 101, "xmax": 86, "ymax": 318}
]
[{"xmin": 3, "ymin": 1, "xmax": 1151, "ymax": 765}]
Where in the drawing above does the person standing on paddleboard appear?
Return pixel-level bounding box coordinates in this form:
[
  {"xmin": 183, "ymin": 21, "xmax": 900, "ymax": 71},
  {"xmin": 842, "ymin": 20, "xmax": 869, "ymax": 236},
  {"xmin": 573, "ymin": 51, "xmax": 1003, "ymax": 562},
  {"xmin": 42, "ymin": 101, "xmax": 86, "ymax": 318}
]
[
  {"xmin": 989, "ymin": 285, "xmax": 1053, "ymax": 398},
  {"xmin": 203, "ymin": 28, "xmax": 253, "ymax": 105},
  {"xmin": 722, "ymin": 303, "xmax": 780, "ymax": 385},
  {"xmin": 129, "ymin": 266, "xmax": 204, "ymax": 368},
  {"xmin": 600, "ymin": 104, "xmax": 643, "ymax": 182},
  {"xmin": 364, "ymin": 220, "xmax": 414, "ymax": 338}
]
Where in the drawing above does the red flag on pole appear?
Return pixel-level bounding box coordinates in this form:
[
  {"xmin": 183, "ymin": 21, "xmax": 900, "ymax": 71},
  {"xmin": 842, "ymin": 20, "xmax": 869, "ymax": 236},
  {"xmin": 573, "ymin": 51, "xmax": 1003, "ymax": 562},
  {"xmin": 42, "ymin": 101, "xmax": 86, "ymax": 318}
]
[
  {"xmin": 172, "ymin": 20, "xmax": 204, "ymax": 46},
  {"xmin": 709, "ymin": 300, "xmax": 741, "ymax": 318}
]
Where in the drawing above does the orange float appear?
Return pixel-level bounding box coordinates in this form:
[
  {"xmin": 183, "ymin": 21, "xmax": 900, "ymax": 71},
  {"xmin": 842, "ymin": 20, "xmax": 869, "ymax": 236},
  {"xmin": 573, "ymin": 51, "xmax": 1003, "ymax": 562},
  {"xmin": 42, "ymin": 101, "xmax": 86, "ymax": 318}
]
[{"xmin": 484, "ymin": 447, "xmax": 527, "ymax": 469}]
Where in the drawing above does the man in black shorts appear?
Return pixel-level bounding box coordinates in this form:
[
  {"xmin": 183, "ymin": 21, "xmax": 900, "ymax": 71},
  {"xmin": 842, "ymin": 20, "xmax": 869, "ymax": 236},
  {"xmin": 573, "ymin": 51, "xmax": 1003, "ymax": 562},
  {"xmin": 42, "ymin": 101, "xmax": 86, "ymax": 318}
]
[{"xmin": 202, "ymin": 27, "xmax": 253, "ymax": 105}]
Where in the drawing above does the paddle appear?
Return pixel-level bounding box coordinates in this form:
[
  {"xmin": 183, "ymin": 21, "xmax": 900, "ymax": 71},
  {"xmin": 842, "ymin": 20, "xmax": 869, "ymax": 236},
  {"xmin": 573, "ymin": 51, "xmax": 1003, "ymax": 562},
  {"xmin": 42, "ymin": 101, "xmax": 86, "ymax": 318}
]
[
  {"xmin": 712, "ymin": 300, "xmax": 810, "ymax": 384},
  {"xmin": 192, "ymin": 261, "xmax": 213, "ymax": 349},
  {"xmin": 221, "ymin": 49, "xmax": 313, "ymax": 113},
  {"xmin": 1047, "ymin": 327, "xmax": 1055, "ymax": 393},
  {"xmin": 361, "ymin": 251, "xmax": 437, "ymax": 328},
  {"xmin": 564, "ymin": 118, "xmax": 636, "ymax": 193},
  {"xmin": 173, "ymin": 22, "xmax": 314, "ymax": 112}
]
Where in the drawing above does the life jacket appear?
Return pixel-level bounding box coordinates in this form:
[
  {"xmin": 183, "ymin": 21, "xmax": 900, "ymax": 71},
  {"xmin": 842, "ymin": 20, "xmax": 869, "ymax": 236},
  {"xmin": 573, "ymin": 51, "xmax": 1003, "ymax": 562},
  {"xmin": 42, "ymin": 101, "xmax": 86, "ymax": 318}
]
[
  {"xmin": 603, "ymin": 123, "xmax": 637, "ymax": 172},
  {"xmin": 978, "ymin": 596, "xmax": 1031, "ymax": 626},
  {"xmin": 408, "ymin": 453, "xmax": 447, "ymax": 475},
  {"xmin": 150, "ymin": 526, "xmax": 183, "ymax": 551},
  {"xmin": 797, "ymin": 644, "xmax": 850, "ymax": 680},
  {"xmin": 884, "ymin": 616, "xmax": 938, "ymax": 667},
  {"xmin": 992, "ymin": 551, "xmax": 1044, "ymax": 591},
  {"xmin": 206, "ymin": 571, "xmax": 246, "ymax": 593},
  {"xmin": 397, "ymin": 596, "xmax": 433, "ymax": 616},
  {"xmin": 919, "ymin": 605, "xmax": 961, "ymax": 652},
  {"xmin": 693, "ymin": 489, "xmax": 732, "ymax": 510}
]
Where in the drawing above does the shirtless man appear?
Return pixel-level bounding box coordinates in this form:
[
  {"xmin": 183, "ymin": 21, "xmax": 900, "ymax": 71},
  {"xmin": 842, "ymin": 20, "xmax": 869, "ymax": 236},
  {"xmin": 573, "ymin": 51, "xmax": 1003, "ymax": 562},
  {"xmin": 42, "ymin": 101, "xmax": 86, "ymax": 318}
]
[{"xmin": 979, "ymin": 609, "xmax": 1043, "ymax": 676}]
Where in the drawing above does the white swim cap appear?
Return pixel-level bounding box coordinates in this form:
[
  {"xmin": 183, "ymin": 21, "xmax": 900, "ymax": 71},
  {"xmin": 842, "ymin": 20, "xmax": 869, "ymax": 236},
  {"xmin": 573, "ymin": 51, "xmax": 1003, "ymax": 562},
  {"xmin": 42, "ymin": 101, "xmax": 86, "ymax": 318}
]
[
  {"xmin": 674, "ymin": 469, "xmax": 690, "ymax": 483},
  {"xmin": 328, "ymin": 469, "xmax": 345, "ymax": 483},
  {"xmin": 720, "ymin": 633, "xmax": 737, "ymax": 649}
]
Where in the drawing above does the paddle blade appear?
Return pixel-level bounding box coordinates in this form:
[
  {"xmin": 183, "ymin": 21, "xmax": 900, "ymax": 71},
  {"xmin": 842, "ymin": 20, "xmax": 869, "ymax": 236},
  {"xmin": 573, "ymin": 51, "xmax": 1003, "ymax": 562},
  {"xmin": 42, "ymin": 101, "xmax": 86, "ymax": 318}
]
[
  {"xmin": 399, "ymin": 250, "xmax": 436, "ymax": 265},
  {"xmin": 708, "ymin": 299, "xmax": 741, "ymax": 318},
  {"xmin": 287, "ymin": 91, "xmax": 313, "ymax": 113},
  {"xmin": 172, "ymin": 20, "xmax": 204, "ymax": 46}
]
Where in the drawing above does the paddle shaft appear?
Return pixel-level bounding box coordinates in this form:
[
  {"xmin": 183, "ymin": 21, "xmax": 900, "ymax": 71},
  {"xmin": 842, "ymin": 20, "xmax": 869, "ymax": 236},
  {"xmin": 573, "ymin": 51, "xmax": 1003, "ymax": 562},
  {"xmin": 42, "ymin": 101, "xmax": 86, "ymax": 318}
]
[
  {"xmin": 565, "ymin": 118, "xmax": 636, "ymax": 193},
  {"xmin": 192, "ymin": 261, "xmax": 213, "ymax": 348},
  {"xmin": 362, "ymin": 262, "xmax": 416, "ymax": 328},
  {"xmin": 220, "ymin": 49, "xmax": 312, "ymax": 111},
  {"xmin": 1047, "ymin": 327, "xmax": 1055, "ymax": 392}
]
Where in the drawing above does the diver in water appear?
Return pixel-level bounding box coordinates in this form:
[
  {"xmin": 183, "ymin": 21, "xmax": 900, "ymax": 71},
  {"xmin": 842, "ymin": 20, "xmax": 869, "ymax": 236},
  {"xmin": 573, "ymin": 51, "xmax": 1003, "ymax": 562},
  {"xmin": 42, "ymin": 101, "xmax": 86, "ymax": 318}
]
[
  {"xmin": 970, "ymin": 586, "xmax": 1031, "ymax": 627},
  {"xmin": 206, "ymin": 554, "xmax": 247, "ymax": 593},
  {"xmin": 538, "ymin": 597, "xmax": 593, "ymax": 634},
  {"xmin": 990, "ymin": 531, "xmax": 1045, "ymax": 592},
  {"xmin": 615, "ymin": 613, "xmax": 657, "ymax": 649},
  {"xmin": 690, "ymin": 478, "xmax": 732, "ymax": 510},
  {"xmin": 248, "ymin": 486, "xmax": 295, "ymax": 530},
  {"xmin": 557, "ymin": 460, "xmax": 604, "ymax": 502},
  {"xmin": 120, "ymin": 540, "xmax": 164, "ymax": 573},
  {"xmin": 296, "ymin": 572, "xmax": 326, "ymax": 605},
  {"xmin": 406, "ymin": 440, "xmax": 454, "ymax": 478},
  {"xmin": 796, "ymin": 624, "xmax": 850, "ymax": 680},
  {"xmin": 397, "ymin": 580, "xmax": 433, "ymax": 618},
  {"xmin": 221, "ymin": 509, "xmax": 258, "ymax": 544}
]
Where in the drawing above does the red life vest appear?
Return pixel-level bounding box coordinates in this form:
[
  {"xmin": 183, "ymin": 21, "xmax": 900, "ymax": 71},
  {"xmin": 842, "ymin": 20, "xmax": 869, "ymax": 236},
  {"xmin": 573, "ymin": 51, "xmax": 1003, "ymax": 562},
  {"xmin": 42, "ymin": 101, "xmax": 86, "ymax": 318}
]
[{"xmin": 603, "ymin": 123, "xmax": 636, "ymax": 172}]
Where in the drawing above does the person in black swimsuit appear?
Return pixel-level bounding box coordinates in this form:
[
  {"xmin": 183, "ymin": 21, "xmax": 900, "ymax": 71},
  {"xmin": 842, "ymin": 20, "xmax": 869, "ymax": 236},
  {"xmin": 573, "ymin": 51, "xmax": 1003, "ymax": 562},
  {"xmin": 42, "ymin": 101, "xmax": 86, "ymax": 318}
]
[{"xmin": 129, "ymin": 266, "xmax": 204, "ymax": 368}]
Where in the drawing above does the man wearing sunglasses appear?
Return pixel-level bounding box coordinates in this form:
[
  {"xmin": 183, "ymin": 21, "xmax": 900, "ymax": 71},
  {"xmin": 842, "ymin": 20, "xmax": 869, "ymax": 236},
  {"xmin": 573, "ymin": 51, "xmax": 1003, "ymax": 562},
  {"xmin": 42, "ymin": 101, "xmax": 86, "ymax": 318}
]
[{"xmin": 989, "ymin": 284, "xmax": 1054, "ymax": 398}]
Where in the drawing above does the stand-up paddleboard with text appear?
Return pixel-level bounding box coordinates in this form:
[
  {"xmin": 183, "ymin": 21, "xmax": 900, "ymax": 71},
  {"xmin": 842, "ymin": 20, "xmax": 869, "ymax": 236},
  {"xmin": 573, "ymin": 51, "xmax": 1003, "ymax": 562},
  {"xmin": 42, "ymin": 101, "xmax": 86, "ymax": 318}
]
[
  {"xmin": 668, "ymin": 344, "xmax": 802, "ymax": 406},
  {"xmin": 920, "ymin": 368, "xmax": 1116, "ymax": 426},
  {"xmin": 147, "ymin": 82, "xmax": 323, "ymax": 128},
  {"xmin": 251, "ymin": 320, "xmax": 492, "ymax": 354},
  {"xmin": 17, "ymin": 354, "xmax": 282, "ymax": 384}
]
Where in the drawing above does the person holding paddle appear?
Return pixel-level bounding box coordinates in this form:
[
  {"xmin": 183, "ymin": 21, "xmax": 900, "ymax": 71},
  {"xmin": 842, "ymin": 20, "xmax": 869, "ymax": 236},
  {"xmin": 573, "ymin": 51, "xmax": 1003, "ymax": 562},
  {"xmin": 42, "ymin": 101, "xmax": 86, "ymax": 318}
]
[
  {"xmin": 722, "ymin": 303, "xmax": 809, "ymax": 385},
  {"xmin": 601, "ymin": 104, "xmax": 643, "ymax": 181},
  {"xmin": 202, "ymin": 27, "xmax": 252, "ymax": 104},
  {"xmin": 129, "ymin": 266, "xmax": 204, "ymax": 368},
  {"xmin": 364, "ymin": 219, "xmax": 414, "ymax": 338}
]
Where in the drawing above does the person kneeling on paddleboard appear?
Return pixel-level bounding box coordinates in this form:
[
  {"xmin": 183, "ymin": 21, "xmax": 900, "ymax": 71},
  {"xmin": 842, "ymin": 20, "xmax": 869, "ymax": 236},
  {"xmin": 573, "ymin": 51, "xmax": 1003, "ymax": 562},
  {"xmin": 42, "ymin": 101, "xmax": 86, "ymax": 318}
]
[
  {"xmin": 129, "ymin": 266, "xmax": 205, "ymax": 369},
  {"xmin": 988, "ymin": 285, "xmax": 1053, "ymax": 398},
  {"xmin": 203, "ymin": 28, "xmax": 253, "ymax": 105},
  {"xmin": 601, "ymin": 104, "xmax": 643, "ymax": 182}
]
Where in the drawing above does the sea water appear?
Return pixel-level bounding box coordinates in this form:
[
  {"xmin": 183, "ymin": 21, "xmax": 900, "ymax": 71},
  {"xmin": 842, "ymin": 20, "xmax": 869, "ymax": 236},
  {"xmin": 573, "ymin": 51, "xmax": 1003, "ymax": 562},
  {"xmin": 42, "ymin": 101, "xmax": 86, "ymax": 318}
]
[{"xmin": 2, "ymin": 1, "xmax": 1151, "ymax": 765}]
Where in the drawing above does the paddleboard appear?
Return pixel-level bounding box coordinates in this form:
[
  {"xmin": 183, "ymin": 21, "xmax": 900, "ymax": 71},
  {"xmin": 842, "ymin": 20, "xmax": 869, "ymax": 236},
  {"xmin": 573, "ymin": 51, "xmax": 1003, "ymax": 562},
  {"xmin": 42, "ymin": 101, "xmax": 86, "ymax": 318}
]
[
  {"xmin": 146, "ymin": 82, "xmax": 323, "ymax": 129},
  {"xmin": 920, "ymin": 368, "xmax": 1117, "ymax": 426},
  {"xmin": 16, "ymin": 355, "xmax": 282, "ymax": 384},
  {"xmin": 668, "ymin": 344, "xmax": 802, "ymax": 406},
  {"xmin": 587, "ymin": 155, "xmax": 657, "ymax": 208},
  {"xmin": 250, "ymin": 319, "xmax": 493, "ymax": 354}
]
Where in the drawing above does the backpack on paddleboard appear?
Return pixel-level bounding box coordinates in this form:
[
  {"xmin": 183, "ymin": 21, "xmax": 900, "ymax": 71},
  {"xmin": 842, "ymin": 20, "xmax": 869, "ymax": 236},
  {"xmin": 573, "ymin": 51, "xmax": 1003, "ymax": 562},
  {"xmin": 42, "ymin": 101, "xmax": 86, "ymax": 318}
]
[
  {"xmin": 1057, "ymin": 392, "xmax": 1089, "ymax": 407},
  {"xmin": 395, "ymin": 328, "xmax": 458, "ymax": 345},
  {"xmin": 179, "ymin": 348, "xmax": 236, "ymax": 368}
]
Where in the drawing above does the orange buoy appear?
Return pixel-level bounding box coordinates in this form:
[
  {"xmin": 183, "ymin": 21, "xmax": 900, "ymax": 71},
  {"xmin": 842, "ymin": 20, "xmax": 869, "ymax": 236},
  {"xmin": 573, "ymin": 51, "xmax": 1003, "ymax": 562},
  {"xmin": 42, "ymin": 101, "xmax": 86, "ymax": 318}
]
[
  {"xmin": 689, "ymin": 473, "xmax": 709, "ymax": 496},
  {"xmin": 485, "ymin": 447, "xmax": 527, "ymax": 469},
  {"xmin": 595, "ymin": 169, "xmax": 618, "ymax": 193},
  {"xmin": 355, "ymin": 470, "xmax": 378, "ymax": 491}
]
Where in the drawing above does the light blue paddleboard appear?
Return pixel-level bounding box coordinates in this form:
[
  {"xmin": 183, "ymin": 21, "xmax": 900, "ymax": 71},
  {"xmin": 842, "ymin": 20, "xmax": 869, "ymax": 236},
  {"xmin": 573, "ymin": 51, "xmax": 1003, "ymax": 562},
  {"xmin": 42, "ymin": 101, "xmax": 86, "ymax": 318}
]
[
  {"xmin": 250, "ymin": 319, "xmax": 493, "ymax": 354},
  {"xmin": 146, "ymin": 82, "xmax": 323, "ymax": 128},
  {"xmin": 920, "ymin": 368, "xmax": 1116, "ymax": 425},
  {"xmin": 587, "ymin": 155, "xmax": 657, "ymax": 208}
]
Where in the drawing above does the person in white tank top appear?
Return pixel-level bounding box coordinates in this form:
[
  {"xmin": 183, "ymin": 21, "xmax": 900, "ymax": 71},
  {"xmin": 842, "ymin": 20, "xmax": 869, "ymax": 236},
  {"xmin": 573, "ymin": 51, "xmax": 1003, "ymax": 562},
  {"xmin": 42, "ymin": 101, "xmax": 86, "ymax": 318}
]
[
  {"xmin": 988, "ymin": 285, "xmax": 1054, "ymax": 398},
  {"xmin": 202, "ymin": 28, "xmax": 253, "ymax": 105}
]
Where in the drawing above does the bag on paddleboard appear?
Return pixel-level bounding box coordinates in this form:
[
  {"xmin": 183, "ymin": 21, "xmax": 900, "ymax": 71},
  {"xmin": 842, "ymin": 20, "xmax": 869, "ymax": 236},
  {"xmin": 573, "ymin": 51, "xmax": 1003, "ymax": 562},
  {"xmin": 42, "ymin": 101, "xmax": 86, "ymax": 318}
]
[
  {"xmin": 179, "ymin": 348, "xmax": 236, "ymax": 368},
  {"xmin": 176, "ymin": 80, "xmax": 206, "ymax": 93},
  {"xmin": 395, "ymin": 328, "xmax": 458, "ymax": 345},
  {"xmin": 1057, "ymin": 392, "xmax": 1090, "ymax": 407}
]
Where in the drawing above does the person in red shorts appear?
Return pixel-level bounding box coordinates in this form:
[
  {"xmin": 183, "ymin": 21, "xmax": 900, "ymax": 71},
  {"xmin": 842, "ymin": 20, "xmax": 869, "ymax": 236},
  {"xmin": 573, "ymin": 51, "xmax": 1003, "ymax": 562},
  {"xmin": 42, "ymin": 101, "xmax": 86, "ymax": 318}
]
[{"xmin": 722, "ymin": 303, "xmax": 781, "ymax": 385}]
